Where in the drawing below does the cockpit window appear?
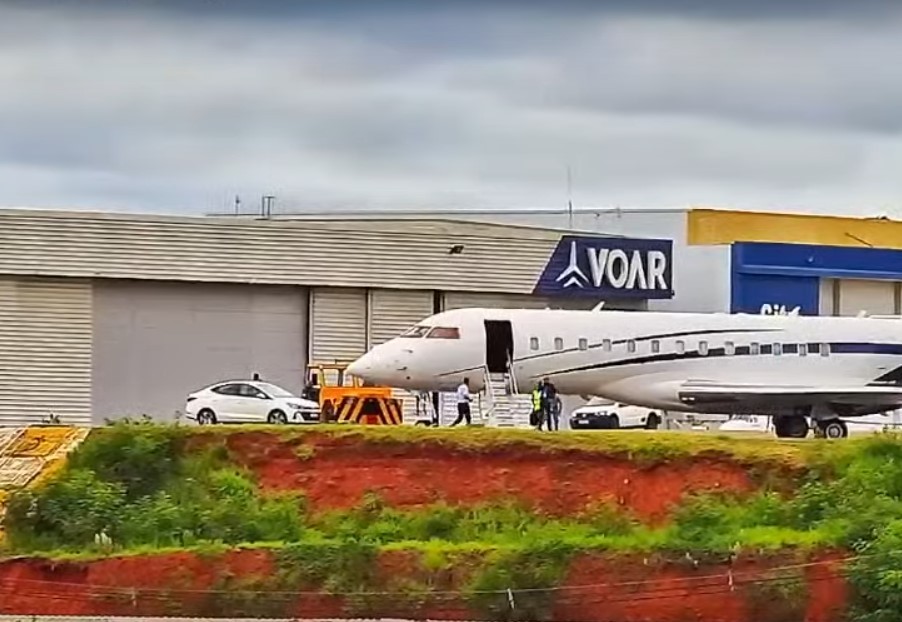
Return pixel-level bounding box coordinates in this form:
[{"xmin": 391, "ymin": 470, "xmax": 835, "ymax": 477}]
[
  {"xmin": 426, "ymin": 326, "xmax": 460, "ymax": 339},
  {"xmin": 400, "ymin": 325, "xmax": 431, "ymax": 338}
]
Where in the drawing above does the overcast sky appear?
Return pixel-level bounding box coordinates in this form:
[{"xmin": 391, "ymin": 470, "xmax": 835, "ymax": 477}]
[{"xmin": 2, "ymin": 0, "xmax": 902, "ymax": 217}]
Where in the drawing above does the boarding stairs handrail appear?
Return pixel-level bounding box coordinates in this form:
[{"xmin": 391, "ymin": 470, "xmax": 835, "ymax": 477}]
[{"xmin": 507, "ymin": 351, "xmax": 519, "ymax": 395}]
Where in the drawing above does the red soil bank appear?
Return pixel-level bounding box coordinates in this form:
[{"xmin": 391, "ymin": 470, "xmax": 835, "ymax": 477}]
[
  {"xmin": 221, "ymin": 431, "xmax": 760, "ymax": 521},
  {"xmin": 0, "ymin": 549, "xmax": 848, "ymax": 622}
]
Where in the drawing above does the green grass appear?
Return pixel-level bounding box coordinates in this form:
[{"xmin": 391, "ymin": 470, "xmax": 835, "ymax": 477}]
[
  {"xmin": 197, "ymin": 420, "xmax": 843, "ymax": 468},
  {"xmin": 5, "ymin": 420, "xmax": 902, "ymax": 620}
]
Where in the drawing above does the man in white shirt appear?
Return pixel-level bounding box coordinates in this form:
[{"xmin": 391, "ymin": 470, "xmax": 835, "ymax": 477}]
[{"xmin": 451, "ymin": 377, "xmax": 472, "ymax": 426}]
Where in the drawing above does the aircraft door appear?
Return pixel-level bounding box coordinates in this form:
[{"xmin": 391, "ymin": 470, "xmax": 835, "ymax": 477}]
[{"xmin": 484, "ymin": 320, "xmax": 514, "ymax": 374}]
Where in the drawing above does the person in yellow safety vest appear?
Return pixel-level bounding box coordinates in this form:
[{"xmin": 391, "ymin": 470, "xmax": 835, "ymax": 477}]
[{"xmin": 531, "ymin": 381, "xmax": 544, "ymax": 430}]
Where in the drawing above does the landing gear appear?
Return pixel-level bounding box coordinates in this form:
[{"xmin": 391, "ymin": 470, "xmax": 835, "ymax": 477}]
[
  {"xmin": 813, "ymin": 418, "xmax": 848, "ymax": 439},
  {"xmin": 773, "ymin": 415, "xmax": 809, "ymax": 439}
]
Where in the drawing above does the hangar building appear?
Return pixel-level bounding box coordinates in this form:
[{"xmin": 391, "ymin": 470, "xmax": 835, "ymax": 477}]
[
  {"xmin": 256, "ymin": 206, "xmax": 902, "ymax": 317},
  {"xmin": 0, "ymin": 208, "xmax": 676, "ymax": 427}
]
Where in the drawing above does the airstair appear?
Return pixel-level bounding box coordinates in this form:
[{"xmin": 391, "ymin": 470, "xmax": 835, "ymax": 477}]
[{"xmin": 482, "ymin": 357, "xmax": 534, "ymax": 429}]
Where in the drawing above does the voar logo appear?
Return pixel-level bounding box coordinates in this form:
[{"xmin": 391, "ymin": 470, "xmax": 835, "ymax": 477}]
[
  {"xmin": 555, "ymin": 241, "xmax": 589, "ymax": 288},
  {"xmin": 535, "ymin": 235, "xmax": 674, "ymax": 299}
]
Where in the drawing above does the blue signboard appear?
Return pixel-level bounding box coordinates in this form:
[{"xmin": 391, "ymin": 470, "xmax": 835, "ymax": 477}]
[
  {"xmin": 533, "ymin": 235, "xmax": 674, "ymax": 299},
  {"xmin": 730, "ymin": 242, "xmax": 902, "ymax": 315},
  {"xmin": 731, "ymin": 273, "xmax": 820, "ymax": 315}
]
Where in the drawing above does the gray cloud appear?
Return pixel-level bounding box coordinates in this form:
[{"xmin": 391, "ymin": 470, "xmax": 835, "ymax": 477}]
[{"xmin": 0, "ymin": 2, "xmax": 901, "ymax": 216}]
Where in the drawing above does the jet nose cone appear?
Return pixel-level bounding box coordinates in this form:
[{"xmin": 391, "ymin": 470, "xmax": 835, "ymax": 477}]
[{"xmin": 346, "ymin": 353, "xmax": 371, "ymax": 379}]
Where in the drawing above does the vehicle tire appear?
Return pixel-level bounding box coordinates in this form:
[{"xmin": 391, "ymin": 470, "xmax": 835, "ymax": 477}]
[
  {"xmin": 197, "ymin": 409, "xmax": 217, "ymax": 426},
  {"xmin": 322, "ymin": 401, "xmax": 335, "ymax": 423},
  {"xmin": 774, "ymin": 415, "xmax": 808, "ymax": 439},
  {"xmin": 645, "ymin": 413, "xmax": 661, "ymax": 430},
  {"xmin": 268, "ymin": 409, "xmax": 288, "ymax": 425},
  {"xmin": 819, "ymin": 419, "xmax": 848, "ymax": 439},
  {"xmin": 609, "ymin": 414, "xmax": 620, "ymax": 429}
]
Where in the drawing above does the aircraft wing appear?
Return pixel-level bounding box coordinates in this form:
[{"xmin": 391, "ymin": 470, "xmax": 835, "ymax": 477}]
[{"xmin": 678, "ymin": 380, "xmax": 902, "ymax": 413}]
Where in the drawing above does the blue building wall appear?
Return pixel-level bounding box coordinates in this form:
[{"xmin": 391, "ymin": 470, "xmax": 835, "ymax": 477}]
[{"xmin": 731, "ymin": 242, "xmax": 902, "ymax": 315}]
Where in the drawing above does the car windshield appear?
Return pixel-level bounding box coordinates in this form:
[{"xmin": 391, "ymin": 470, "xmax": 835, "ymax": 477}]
[
  {"xmin": 586, "ymin": 397, "xmax": 615, "ymax": 407},
  {"xmin": 256, "ymin": 382, "xmax": 295, "ymax": 398}
]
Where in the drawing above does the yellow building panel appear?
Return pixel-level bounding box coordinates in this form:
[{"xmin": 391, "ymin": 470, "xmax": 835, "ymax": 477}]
[{"xmin": 687, "ymin": 208, "xmax": 902, "ymax": 250}]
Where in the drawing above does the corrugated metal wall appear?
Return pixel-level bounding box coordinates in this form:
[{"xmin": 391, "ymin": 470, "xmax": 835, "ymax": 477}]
[
  {"xmin": 836, "ymin": 279, "xmax": 899, "ymax": 316},
  {"xmin": 0, "ymin": 277, "xmax": 92, "ymax": 426},
  {"xmin": 310, "ymin": 287, "xmax": 368, "ymax": 363},
  {"xmin": 92, "ymin": 281, "xmax": 309, "ymax": 423},
  {"xmin": 368, "ymin": 289, "xmax": 435, "ymax": 347},
  {"xmin": 0, "ymin": 210, "xmax": 560, "ymax": 294}
]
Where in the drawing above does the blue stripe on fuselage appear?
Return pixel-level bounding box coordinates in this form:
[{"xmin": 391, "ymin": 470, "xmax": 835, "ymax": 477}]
[{"xmin": 538, "ymin": 341, "xmax": 902, "ymax": 378}]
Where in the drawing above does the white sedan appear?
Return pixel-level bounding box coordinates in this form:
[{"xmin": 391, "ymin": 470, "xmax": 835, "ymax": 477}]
[
  {"xmin": 568, "ymin": 398, "xmax": 663, "ymax": 430},
  {"xmin": 185, "ymin": 380, "xmax": 320, "ymax": 425}
]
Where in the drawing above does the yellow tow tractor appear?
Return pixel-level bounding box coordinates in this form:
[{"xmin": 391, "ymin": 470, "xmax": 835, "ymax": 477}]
[{"xmin": 303, "ymin": 362, "xmax": 404, "ymax": 426}]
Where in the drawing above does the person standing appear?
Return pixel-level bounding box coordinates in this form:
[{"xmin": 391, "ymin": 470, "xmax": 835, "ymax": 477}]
[
  {"xmin": 549, "ymin": 394, "xmax": 562, "ymax": 431},
  {"xmin": 531, "ymin": 381, "xmax": 544, "ymax": 430},
  {"xmin": 541, "ymin": 377, "xmax": 558, "ymax": 431},
  {"xmin": 451, "ymin": 377, "xmax": 472, "ymax": 426}
]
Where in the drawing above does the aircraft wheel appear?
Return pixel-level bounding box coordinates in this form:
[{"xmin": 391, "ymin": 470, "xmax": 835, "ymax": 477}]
[
  {"xmin": 818, "ymin": 419, "xmax": 848, "ymax": 439},
  {"xmin": 774, "ymin": 415, "xmax": 808, "ymax": 439}
]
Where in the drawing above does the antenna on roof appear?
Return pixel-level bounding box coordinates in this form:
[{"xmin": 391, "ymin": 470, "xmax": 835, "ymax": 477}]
[
  {"xmin": 261, "ymin": 195, "xmax": 275, "ymax": 219},
  {"xmin": 566, "ymin": 165, "xmax": 573, "ymax": 229}
]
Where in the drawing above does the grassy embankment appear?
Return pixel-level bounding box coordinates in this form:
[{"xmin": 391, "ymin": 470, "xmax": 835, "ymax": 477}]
[{"xmin": 2, "ymin": 422, "xmax": 902, "ymax": 620}]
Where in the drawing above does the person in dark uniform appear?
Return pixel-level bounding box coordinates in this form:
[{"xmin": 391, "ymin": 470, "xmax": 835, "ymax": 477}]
[{"xmin": 541, "ymin": 377, "xmax": 558, "ymax": 431}]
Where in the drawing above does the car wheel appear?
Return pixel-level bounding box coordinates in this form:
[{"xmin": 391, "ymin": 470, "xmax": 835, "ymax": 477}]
[
  {"xmin": 268, "ymin": 409, "xmax": 288, "ymax": 425},
  {"xmin": 197, "ymin": 409, "xmax": 217, "ymax": 425},
  {"xmin": 645, "ymin": 413, "xmax": 661, "ymax": 430},
  {"xmin": 609, "ymin": 414, "xmax": 620, "ymax": 429}
]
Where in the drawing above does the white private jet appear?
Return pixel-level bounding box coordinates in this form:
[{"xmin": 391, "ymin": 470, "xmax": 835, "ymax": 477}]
[{"xmin": 346, "ymin": 307, "xmax": 902, "ymax": 440}]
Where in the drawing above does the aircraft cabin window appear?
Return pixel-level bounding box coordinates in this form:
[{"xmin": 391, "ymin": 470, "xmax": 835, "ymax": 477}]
[
  {"xmin": 699, "ymin": 340, "xmax": 709, "ymax": 355},
  {"xmin": 773, "ymin": 343, "xmax": 783, "ymax": 356},
  {"xmin": 602, "ymin": 339, "xmax": 612, "ymax": 352},
  {"xmin": 426, "ymin": 327, "xmax": 460, "ymax": 339},
  {"xmin": 724, "ymin": 341, "xmax": 735, "ymax": 355},
  {"xmin": 627, "ymin": 340, "xmax": 637, "ymax": 353},
  {"xmin": 651, "ymin": 340, "xmax": 660, "ymax": 353},
  {"xmin": 554, "ymin": 337, "xmax": 564, "ymax": 351},
  {"xmin": 578, "ymin": 338, "xmax": 588, "ymax": 351},
  {"xmin": 400, "ymin": 325, "xmax": 430, "ymax": 338},
  {"xmin": 750, "ymin": 342, "xmax": 760, "ymax": 355},
  {"xmin": 530, "ymin": 337, "xmax": 539, "ymax": 351},
  {"xmin": 676, "ymin": 340, "xmax": 685, "ymax": 354}
]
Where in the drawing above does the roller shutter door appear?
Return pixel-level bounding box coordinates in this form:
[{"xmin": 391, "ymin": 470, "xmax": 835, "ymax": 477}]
[
  {"xmin": 441, "ymin": 292, "xmax": 638, "ymax": 311},
  {"xmin": 92, "ymin": 281, "xmax": 308, "ymax": 423},
  {"xmin": 0, "ymin": 277, "xmax": 92, "ymax": 426},
  {"xmin": 837, "ymin": 279, "xmax": 897, "ymax": 316},
  {"xmin": 368, "ymin": 289, "xmax": 435, "ymax": 347},
  {"xmin": 310, "ymin": 287, "xmax": 368, "ymax": 364}
]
